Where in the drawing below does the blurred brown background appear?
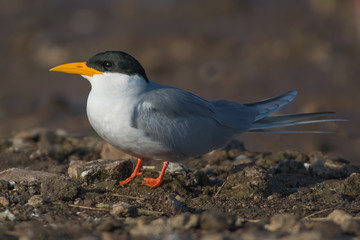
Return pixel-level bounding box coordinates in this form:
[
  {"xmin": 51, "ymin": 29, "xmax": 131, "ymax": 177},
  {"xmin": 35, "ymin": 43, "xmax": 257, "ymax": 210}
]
[{"xmin": 0, "ymin": 0, "xmax": 358, "ymax": 163}]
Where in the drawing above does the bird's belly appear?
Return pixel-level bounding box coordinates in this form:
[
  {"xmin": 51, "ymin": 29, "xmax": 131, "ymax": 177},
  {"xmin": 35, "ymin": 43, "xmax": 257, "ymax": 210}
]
[{"xmin": 86, "ymin": 103, "xmax": 175, "ymax": 161}]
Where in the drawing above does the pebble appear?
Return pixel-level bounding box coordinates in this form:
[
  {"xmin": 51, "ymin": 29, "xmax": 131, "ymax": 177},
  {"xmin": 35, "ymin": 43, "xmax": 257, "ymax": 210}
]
[
  {"xmin": 68, "ymin": 158, "xmax": 133, "ymax": 183},
  {"xmin": 166, "ymin": 195, "xmax": 187, "ymax": 214},
  {"xmin": 96, "ymin": 217, "xmax": 123, "ymax": 232},
  {"xmin": 200, "ymin": 211, "xmax": 235, "ymax": 231},
  {"xmin": 168, "ymin": 212, "xmax": 200, "ymax": 230},
  {"xmin": 27, "ymin": 195, "xmax": 44, "ymax": 207},
  {"xmin": 327, "ymin": 210, "xmax": 358, "ymax": 233},
  {"xmin": 0, "ymin": 168, "xmax": 57, "ymax": 183},
  {"xmin": 129, "ymin": 217, "xmax": 167, "ymax": 238},
  {"xmin": 0, "ymin": 209, "xmax": 16, "ymax": 221},
  {"xmin": 167, "ymin": 162, "xmax": 185, "ymax": 173},
  {"xmin": 110, "ymin": 202, "xmax": 138, "ymax": 217},
  {"xmin": 0, "ymin": 196, "xmax": 9, "ymax": 207},
  {"xmin": 265, "ymin": 213, "xmax": 300, "ymax": 234},
  {"xmin": 100, "ymin": 142, "xmax": 135, "ymax": 160},
  {"xmin": 343, "ymin": 173, "xmax": 360, "ymax": 199}
]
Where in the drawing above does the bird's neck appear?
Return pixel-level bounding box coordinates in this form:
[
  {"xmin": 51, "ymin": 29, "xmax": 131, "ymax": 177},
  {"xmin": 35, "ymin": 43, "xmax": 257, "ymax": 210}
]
[{"xmin": 84, "ymin": 72, "xmax": 148, "ymax": 97}]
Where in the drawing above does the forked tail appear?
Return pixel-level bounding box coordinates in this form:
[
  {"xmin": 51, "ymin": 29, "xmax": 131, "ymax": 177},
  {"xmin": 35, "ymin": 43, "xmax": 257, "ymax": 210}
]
[{"xmin": 246, "ymin": 91, "xmax": 347, "ymax": 133}]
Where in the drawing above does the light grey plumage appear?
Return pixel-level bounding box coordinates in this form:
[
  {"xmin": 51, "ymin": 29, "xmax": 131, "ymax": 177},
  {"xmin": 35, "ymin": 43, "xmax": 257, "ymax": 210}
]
[{"xmin": 120, "ymin": 82, "xmax": 343, "ymax": 161}]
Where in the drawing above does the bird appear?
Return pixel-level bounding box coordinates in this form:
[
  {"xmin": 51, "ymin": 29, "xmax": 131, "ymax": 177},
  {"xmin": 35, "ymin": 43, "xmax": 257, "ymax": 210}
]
[{"xmin": 50, "ymin": 51, "xmax": 345, "ymax": 189}]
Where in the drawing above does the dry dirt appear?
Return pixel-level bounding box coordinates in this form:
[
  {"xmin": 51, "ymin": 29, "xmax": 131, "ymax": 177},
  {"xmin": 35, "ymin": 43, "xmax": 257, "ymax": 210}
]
[{"xmin": 0, "ymin": 128, "xmax": 359, "ymax": 240}]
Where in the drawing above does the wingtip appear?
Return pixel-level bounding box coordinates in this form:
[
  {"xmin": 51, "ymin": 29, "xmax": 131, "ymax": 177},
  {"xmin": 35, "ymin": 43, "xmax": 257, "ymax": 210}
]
[{"xmin": 290, "ymin": 90, "xmax": 298, "ymax": 96}]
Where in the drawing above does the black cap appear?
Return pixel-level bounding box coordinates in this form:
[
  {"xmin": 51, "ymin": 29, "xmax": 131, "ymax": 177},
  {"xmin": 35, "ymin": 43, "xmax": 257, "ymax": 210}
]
[{"xmin": 86, "ymin": 51, "xmax": 149, "ymax": 82}]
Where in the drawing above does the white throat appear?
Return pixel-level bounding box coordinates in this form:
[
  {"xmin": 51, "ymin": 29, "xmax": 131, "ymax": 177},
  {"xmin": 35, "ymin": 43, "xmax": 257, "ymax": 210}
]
[{"xmin": 82, "ymin": 72, "xmax": 148, "ymax": 96}]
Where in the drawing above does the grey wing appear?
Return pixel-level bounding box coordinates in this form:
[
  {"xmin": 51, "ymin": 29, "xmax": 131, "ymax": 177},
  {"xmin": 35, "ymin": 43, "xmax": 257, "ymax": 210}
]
[{"xmin": 132, "ymin": 88, "xmax": 257, "ymax": 158}]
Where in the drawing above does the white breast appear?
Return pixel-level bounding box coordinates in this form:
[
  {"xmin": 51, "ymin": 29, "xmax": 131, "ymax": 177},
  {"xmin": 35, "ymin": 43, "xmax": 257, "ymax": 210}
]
[{"xmin": 84, "ymin": 72, "xmax": 171, "ymax": 160}]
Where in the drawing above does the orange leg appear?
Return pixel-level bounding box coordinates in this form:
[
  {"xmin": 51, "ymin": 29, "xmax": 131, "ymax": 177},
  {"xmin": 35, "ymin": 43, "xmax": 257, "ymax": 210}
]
[
  {"xmin": 141, "ymin": 161, "xmax": 169, "ymax": 189},
  {"xmin": 119, "ymin": 158, "xmax": 144, "ymax": 186}
]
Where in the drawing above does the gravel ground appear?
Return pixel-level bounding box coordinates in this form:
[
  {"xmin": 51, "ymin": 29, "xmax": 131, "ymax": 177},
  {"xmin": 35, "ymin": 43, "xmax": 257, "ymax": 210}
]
[{"xmin": 0, "ymin": 128, "xmax": 359, "ymax": 240}]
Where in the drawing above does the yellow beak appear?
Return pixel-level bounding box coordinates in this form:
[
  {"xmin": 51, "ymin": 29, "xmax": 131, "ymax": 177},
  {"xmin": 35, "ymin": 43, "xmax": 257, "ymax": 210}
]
[{"xmin": 50, "ymin": 62, "xmax": 102, "ymax": 77}]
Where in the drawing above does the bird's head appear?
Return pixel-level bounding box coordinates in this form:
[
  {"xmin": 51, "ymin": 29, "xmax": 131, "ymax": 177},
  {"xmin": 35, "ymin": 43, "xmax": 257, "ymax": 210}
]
[{"xmin": 50, "ymin": 51, "xmax": 149, "ymax": 91}]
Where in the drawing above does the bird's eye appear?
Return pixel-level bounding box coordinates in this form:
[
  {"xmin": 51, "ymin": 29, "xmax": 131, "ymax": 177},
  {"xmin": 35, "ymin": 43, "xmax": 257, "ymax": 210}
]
[{"xmin": 103, "ymin": 61, "xmax": 112, "ymax": 70}]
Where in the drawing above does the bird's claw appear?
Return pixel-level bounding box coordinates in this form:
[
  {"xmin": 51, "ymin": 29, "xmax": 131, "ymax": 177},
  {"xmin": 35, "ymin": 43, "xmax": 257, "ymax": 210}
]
[
  {"xmin": 141, "ymin": 177, "xmax": 162, "ymax": 189},
  {"xmin": 119, "ymin": 172, "xmax": 143, "ymax": 186}
]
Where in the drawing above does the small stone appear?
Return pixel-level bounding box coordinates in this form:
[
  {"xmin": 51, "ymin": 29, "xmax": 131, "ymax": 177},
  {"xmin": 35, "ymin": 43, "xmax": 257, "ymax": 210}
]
[
  {"xmin": 202, "ymin": 150, "xmax": 228, "ymax": 165},
  {"xmin": 0, "ymin": 168, "xmax": 57, "ymax": 183},
  {"xmin": 68, "ymin": 159, "xmax": 133, "ymax": 183},
  {"xmin": 167, "ymin": 162, "xmax": 185, "ymax": 173},
  {"xmin": 0, "ymin": 209, "xmax": 16, "ymax": 221},
  {"xmin": 96, "ymin": 217, "xmax": 123, "ymax": 232},
  {"xmin": 166, "ymin": 195, "xmax": 187, "ymax": 214},
  {"xmin": 343, "ymin": 173, "xmax": 360, "ymax": 199},
  {"xmin": 327, "ymin": 210, "xmax": 358, "ymax": 233},
  {"xmin": 278, "ymin": 159, "xmax": 307, "ymax": 174},
  {"xmin": 265, "ymin": 213, "xmax": 300, "ymax": 233},
  {"xmin": 110, "ymin": 202, "xmax": 137, "ymax": 217},
  {"xmin": 310, "ymin": 221, "xmax": 342, "ymax": 238},
  {"xmin": 100, "ymin": 142, "xmax": 135, "ymax": 160},
  {"xmin": 168, "ymin": 212, "xmax": 200, "ymax": 230},
  {"xmin": 194, "ymin": 171, "xmax": 210, "ymax": 186},
  {"xmin": 200, "ymin": 211, "xmax": 235, "ymax": 231},
  {"xmin": 233, "ymin": 155, "xmax": 253, "ymax": 165},
  {"xmin": 129, "ymin": 217, "xmax": 167, "ymax": 238},
  {"xmin": 0, "ymin": 196, "xmax": 9, "ymax": 207},
  {"xmin": 27, "ymin": 195, "xmax": 44, "ymax": 207},
  {"xmin": 234, "ymin": 217, "xmax": 246, "ymax": 227}
]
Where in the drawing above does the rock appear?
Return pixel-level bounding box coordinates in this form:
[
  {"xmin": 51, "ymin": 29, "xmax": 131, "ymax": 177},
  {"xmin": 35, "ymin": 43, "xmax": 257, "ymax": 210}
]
[
  {"xmin": 12, "ymin": 128, "xmax": 57, "ymax": 144},
  {"xmin": 277, "ymin": 159, "xmax": 307, "ymax": 174},
  {"xmin": 309, "ymin": 221, "xmax": 343, "ymax": 239},
  {"xmin": 271, "ymin": 150, "xmax": 308, "ymax": 163},
  {"xmin": 68, "ymin": 158, "xmax": 133, "ymax": 183},
  {"xmin": 129, "ymin": 217, "xmax": 168, "ymax": 238},
  {"xmin": 200, "ymin": 211, "xmax": 235, "ymax": 231},
  {"xmin": 0, "ymin": 196, "xmax": 9, "ymax": 207},
  {"xmin": 0, "ymin": 168, "xmax": 57, "ymax": 183},
  {"xmin": 0, "ymin": 209, "xmax": 16, "ymax": 221},
  {"xmin": 309, "ymin": 158, "xmax": 335, "ymax": 179},
  {"xmin": 27, "ymin": 195, "xmax": 44, "ymax": 207},
  {"xmin": 167, "ymin": 162, "xmax": 185, "ymax": 173},
  {"xmin": 100, "ymin": 142, "xmax": 135, "ymax": 160},
  {"xmin": 342, "ymin": 173, "xmax": 360, "ymax": 199},
  {"xmin": 165, "ymin": 195, "xmax": 187, "ymax": 215},
  {"xmin": 327, "ymin": 210, "xmax": 358, "ymax": 234},
  {"xmin": 168, "ymin": 212, "xmax": 200, "ymax": 230},
  {"xmin": 265, "ymin": 213, "xmax": 300, "ymax": 233},
  {"xmin": 40, "ymin": 177, "xmax": 80, "ymax": 201},
  {"xmin": 308, "ymin": 173, "xmax": 360, "ymax": 203},
  {"xmin": 308, "ymin": 154, "xmax": 352, "ymax": 179},
  {"xmin": 96, "ymin": 217, "xmax": 123, "ymax": 232},
  {"xmin": 194, "ymin": 170, "xmax": 210, "ymax": 186},
  {"xmin": 110, "ymin": 202, "xmax": 138, "ymax": 217},
  {"xmin": 202, "ymin": 149, "xmax": 228, "ymax": 166}
]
